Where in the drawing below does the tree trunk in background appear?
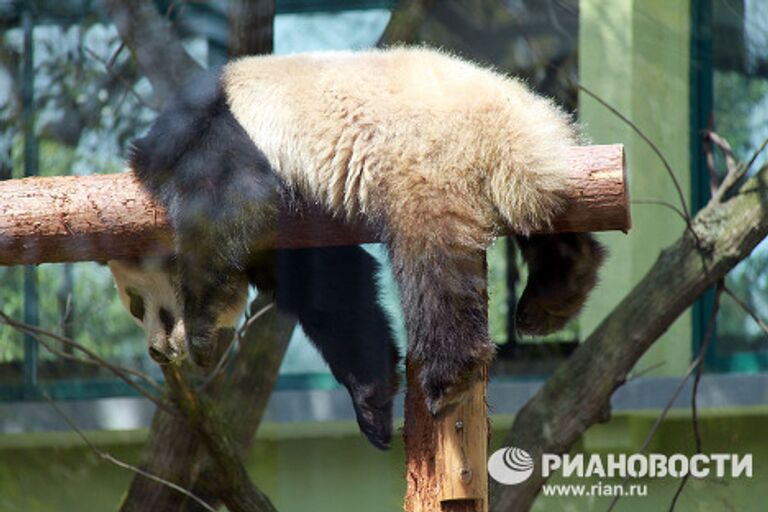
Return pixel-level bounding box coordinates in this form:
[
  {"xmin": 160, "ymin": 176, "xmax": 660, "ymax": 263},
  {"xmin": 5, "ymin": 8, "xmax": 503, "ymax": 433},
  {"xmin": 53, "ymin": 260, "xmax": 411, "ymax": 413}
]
[
  {"xmin": 229, "ymin": 0, "xmax": 275, "ymax": 57},
  {"xmin": 102, "ymin": 0, "xmax": 202, "ymax": 106}
]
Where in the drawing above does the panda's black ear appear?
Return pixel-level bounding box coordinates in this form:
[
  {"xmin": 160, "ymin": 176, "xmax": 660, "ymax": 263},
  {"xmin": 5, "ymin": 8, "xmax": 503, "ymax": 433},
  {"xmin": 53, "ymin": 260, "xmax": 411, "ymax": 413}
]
[{"xmin": 125, "ymin": 286, "xmax": 146, "ymax": 322}]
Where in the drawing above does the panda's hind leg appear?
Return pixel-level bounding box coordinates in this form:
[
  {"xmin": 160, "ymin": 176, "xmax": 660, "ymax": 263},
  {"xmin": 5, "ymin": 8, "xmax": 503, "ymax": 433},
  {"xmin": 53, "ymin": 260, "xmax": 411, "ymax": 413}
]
[{"xmin": 388, "ymin": 195, "xmax": 495, "ymax": 416}]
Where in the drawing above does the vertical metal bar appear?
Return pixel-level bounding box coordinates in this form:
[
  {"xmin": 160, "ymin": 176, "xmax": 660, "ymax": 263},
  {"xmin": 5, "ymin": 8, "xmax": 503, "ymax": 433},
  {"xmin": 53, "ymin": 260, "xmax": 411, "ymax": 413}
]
[
  {"xmin": 21, "ymin": 8, "xmax": 39, "ymax": 392},
  {"xmin": 505, "ymin": 238, "xmax": 519, "ymax": 353},
  {"xmin": 689, "ymin": 0, "xmax": 716, "ymax": 369}
]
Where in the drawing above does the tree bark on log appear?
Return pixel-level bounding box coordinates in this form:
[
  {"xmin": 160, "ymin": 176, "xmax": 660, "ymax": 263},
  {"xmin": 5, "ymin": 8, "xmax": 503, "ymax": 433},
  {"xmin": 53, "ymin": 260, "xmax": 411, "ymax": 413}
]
[
  {"xmin": 404, "ymin": 365, "xmax": 489, "ymax": 511},
  {"xmin": 0, "ymin": 144, "xmax": 628, "ymax": 265},
  {"xmin": 490, "ymin": 165, "xmax": 768, "ymax": 510}
]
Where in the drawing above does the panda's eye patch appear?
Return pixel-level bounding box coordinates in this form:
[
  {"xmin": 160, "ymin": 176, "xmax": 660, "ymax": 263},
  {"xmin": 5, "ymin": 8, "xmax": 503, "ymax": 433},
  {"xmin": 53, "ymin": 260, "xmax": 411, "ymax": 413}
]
[
  {"xmin": 125, "ymin": 287, "xmax": 145, "ymax": 321},
  {"xmin": 159, "ymin": 307, "xmax": 175, "ymax": 336}
]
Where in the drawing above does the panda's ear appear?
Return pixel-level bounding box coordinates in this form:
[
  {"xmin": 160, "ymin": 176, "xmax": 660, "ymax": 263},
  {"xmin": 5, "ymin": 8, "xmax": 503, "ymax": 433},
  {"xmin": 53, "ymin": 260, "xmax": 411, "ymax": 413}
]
[{"xmin": 125, "ymin": 286, "xmax": 146, "ymax": 322}]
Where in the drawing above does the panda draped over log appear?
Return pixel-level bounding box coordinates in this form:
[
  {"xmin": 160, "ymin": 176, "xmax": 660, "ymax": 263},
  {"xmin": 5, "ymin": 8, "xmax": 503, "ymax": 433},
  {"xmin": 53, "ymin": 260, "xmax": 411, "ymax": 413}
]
[{"xmin": 109, "ymin": 47, "xmax": 604, "ymax": 450}]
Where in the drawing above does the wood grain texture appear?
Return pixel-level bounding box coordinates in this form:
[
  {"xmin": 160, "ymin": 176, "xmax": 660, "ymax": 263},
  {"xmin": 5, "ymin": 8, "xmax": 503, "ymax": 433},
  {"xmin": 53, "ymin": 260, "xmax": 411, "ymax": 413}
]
[
  {"xmin": 0, "ymin": 145, "xmax": 627, "ymax": 265},
  {"xmin": 404, "ymin": 361, "xmax": 490, "ymax": 512}
]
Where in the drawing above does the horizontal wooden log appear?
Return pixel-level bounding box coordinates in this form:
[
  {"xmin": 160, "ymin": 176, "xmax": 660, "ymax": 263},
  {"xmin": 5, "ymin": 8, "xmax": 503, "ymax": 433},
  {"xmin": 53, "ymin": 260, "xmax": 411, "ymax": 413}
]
[{"xmin": 0, "ymin": 144, "xmax": 628, "ymax": 265}]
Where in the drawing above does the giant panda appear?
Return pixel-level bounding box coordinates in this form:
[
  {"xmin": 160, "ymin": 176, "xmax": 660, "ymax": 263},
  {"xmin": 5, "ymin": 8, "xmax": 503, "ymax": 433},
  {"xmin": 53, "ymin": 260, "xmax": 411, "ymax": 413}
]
[{"xmin": 127, "ymin": 47, "xmax": 604, "ymax": 419}]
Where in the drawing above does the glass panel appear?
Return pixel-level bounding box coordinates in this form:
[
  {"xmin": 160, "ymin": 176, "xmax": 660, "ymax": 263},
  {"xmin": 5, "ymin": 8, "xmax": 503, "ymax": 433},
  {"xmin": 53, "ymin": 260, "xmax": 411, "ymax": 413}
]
[{"xmin": 712, "ymin": 0, "xmax": 768, "ymax": 365}]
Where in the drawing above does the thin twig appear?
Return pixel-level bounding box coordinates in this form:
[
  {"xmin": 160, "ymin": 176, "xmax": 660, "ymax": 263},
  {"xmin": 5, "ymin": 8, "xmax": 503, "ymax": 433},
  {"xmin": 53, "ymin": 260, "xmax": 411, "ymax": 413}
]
[
  {"xmin": 605, "ymin": 357, "xmax": 701, "ymax": 512},
  {"xmin": 703, "ymin": 130, "xmax": 737, "ymax": 176},
  {"xmin": 106, "ymin": 42, "xmax": 125, "ymax": 69},
  {"xmin": 31, "ymin": 330, "xmax": 164, "ymax": 393},
  {"xmin": 718, "ymin": 137, "xmax": 768, "ymax": 199},
  {"xmin": 83, "ymin": 46, "xmax": 155, "ymax": 110},
  {"xmin": 607, "ymin": 282, "xmax": 724, "ymax": 512},
  {"xmin": 578, "ymin": 84, "xmax": 692, "ymax": 222},
  {"xmin": 702, "ymin": 126, "xmax": 723, "ymax": 197},
  {"xmin": 0, "ymin": 310, "xmax": 173, "ymax": 414},
  {"xmin": 625, "ymin": 361, "xmax": 666, "ymax": 382},
  {"xmin": 743, "ymin": 137, "xmax": 768, "ymax": 175},
  {"xmin": 239, "ymin": 303, "xmax": 275, "ymax": 337},
  {"xmin": 42, "ymin": 392, "xmax": 216, "ymax": 512},
  {"xmin": 632, "ymin": 199, "xmax": 689, "ymax": 224},
  {"xmin": 668, "ymin": 281, "xmax": 724, "ymax": 511},
  {"xmin": 0, "ymin": 309, "xmax": 163, "ymax": 394},
  {"xmin": 723, "ymin": 285, "xmax": 768, "ymax": 338}
]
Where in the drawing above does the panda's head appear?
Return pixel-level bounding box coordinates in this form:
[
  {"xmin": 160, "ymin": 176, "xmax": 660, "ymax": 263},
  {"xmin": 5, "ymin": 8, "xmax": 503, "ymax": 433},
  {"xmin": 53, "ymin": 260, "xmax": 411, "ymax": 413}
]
[{"xmin": 108, "ymin": 258, "xmax": 248, "ymax": 364}]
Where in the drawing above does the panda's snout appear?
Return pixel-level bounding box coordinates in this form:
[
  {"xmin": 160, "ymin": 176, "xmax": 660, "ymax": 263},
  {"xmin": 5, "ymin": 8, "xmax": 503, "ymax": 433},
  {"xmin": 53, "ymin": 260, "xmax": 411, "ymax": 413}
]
[{"xmin": 148, "ymin": 346, "xmax": 171, "ymax": 364}]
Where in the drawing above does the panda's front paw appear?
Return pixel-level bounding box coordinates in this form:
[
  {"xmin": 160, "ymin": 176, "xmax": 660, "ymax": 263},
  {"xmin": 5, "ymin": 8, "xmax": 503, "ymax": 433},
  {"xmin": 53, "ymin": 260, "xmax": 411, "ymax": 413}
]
[{"xmin": 422, "ymin": 364, "xmax": 483, "ymax": 418}]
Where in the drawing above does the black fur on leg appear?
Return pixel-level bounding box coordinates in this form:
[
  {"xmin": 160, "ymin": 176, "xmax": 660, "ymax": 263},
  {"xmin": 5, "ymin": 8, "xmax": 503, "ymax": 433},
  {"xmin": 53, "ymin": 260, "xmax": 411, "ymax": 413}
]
[
  {"xmin": 247, "ymin": 246, "xmax": 401, "ymax": 450},
  {"xmin": 516, "ymin": 233, "xmax": 605, "ymax": 336},
  {"xmin": 388, "ymin": 238, "xmax": 495, "ymax": 418}
]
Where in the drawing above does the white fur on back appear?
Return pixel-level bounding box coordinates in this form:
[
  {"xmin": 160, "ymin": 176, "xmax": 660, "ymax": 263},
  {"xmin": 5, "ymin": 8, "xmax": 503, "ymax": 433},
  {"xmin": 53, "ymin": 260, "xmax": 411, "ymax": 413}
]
[{"xmin": 222, "ymin": 47, "xmax": 576, "ymax": 236}]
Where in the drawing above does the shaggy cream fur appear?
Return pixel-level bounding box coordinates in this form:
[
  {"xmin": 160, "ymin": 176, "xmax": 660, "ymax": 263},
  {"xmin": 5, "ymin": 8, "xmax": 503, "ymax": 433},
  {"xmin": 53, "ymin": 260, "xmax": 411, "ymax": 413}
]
[{"xmin": 223, "ymin": 47, "xmax": 577, "ymax": 245}]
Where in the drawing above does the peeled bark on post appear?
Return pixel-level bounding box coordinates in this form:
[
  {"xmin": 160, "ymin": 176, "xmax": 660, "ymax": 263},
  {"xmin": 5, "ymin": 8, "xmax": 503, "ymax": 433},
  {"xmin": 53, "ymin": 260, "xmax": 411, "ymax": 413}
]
[{"xmin": 404, "ymin": 363, "xmax": 489, "ymax": 511}]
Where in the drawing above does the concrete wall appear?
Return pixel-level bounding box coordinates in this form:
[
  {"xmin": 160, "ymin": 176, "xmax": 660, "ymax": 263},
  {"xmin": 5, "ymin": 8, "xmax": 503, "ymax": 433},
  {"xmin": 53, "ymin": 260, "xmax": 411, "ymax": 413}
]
[{"xmin": 579, "ymin": 0, "xmax": 693, "ymax": 376}]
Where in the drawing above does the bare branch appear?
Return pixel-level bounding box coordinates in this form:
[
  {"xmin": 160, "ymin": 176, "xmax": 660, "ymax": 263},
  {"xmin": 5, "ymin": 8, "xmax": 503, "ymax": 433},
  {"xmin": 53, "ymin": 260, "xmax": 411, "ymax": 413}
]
[
  {"xmin": 198, "ymin": 302, "xmax": 275, "ymax": 391},
  {"xmin": 42, "ymin": 392, "xmax": 216, "ymax": 512},
  {"xmin": 0, "ymin": 310, "xmax": 172, "ymax": 414},
  {"xmin": 632, "ymin": 199, "xmax": 689, "ymax": 225},
  {"xmin": 578, "ymin": 84, "xmax": 692, "ymax": 222},
  {"xmin": 83, "ymin": 46, "xmax": 155, "ymax": 111},
  {"xmin": 718, "ymin": 137, "xmax": 768, "ymax": 200},
  {"xmin": 491, "ymin": 158, "xmax": 768, "ymax": 510},
  {"xmin": 668, "ymin": 281, "xmax": 724, "ymax": 511},
  {"xmin": 723, "ymin": 285, "xmax": 768, "ymax": 339},
  {"xmin": 162, "ymin": 363, "xmax": 278, "ymax": 512}
]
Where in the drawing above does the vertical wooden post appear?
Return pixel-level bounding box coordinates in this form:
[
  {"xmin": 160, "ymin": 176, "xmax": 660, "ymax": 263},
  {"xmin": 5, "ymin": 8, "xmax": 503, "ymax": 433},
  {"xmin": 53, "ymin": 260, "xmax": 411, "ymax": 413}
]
[{"xmin": 404, "ymin": 259, "xmax": 489, "ymax": 512}]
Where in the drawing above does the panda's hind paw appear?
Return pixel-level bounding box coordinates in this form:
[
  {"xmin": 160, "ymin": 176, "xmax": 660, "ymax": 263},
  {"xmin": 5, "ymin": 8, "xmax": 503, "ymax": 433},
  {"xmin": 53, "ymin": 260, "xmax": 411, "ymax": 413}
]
[{"xmin": 423, "ymin": 365, "xmax": 483, "ymax": 419}]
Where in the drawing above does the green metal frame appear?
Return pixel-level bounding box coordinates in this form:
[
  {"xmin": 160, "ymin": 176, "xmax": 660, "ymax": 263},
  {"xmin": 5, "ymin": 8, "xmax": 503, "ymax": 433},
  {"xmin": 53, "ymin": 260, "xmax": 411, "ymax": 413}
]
[
  {"xmin": 0, "ymin": 373, "xmax": 343, "ymax": 402},
  {"xmin": 276, "ymin": 0, "xmax": 397, "ymax": 13}
]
